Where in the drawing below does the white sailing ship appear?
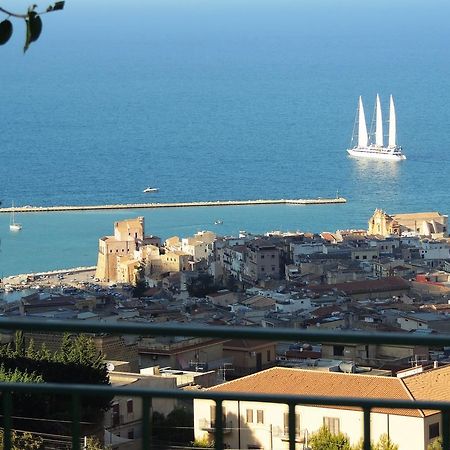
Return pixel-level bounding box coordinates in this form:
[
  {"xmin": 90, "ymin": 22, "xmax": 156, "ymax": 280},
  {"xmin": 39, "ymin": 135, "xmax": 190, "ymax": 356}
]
[
  {"xmin": 347, "ymin": 94, "xmax": 406, "ymax": 161},
  {"xmin": 9, "ymin": 202, "xmax": 22, "ymax": 231}
]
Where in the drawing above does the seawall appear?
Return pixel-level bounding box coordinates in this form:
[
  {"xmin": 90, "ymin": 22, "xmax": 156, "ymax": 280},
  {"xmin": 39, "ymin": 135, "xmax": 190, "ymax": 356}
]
[{"xmin": 0, "ymin": 197, "xmax": 346, "ymax": 214}]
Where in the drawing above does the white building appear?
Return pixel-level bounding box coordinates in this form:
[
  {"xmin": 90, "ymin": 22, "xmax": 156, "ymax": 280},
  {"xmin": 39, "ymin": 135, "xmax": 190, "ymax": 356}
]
[
  {"xmin": 194, "ymin": 366, "xmax": 450, "ymax": 450},
  {"xmin": 290, "ymin": 242, "xmax": 324, "ymax": 264},
  {"xmin": 419, "ymin": 240, "xmax": 450, "ymax": 261},
  {"xmin": 182, "ymin": 231, "xmax": 217, "ymax": 261}
]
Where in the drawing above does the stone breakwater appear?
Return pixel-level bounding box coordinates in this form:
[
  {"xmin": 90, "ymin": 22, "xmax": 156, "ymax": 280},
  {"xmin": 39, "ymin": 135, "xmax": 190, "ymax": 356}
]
[{"xmin": 0, "ymin": 197, "xmax": 346, "ymax": 213}]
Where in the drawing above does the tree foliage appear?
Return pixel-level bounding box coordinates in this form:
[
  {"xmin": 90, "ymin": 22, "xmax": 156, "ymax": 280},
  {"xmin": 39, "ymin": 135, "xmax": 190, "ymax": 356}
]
[
  {"xmin": 310, "ymin": 428, "xmax": 399, "ymax": 450},
  {"xmin": 373, "ymin": 434, "xmax": 399, "ymax": 450},
  {"xmin": 0, "ymin": 333, "xmax": 111, "ymax": 437},
  {"xmin": 85, "ymin": 436, "xmax": 105, "ymax": 450},
  {"xmin": 428, "ymin": 438, "xmax": 442, "ymax": 450},
  {"xmin": 186, "ymin": 273, "xmax": 218, "ymax": 298},
  {"xmin": 309, "ymin": 426, "xmax": 352, "ymax": 450},
  {"xmin": 152, "ymin": 407, "xmax": 195, "ymax": 446},
  {"xmin": 0, "ymin": 429, "xmax": 43, "ymax": 450},
  {"xmin": 191, "ymin": 437, "xmax": 215, "ymax": 448},
  {"xmin": 0, "ymin": 2, "xmax": 64, "ymax": 52}
]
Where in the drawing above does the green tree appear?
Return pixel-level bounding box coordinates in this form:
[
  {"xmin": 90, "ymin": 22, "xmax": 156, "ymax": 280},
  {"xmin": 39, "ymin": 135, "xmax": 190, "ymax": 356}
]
[
  {"xmin": 186, "ymin": 273, "xmax": 217, "ymax": 298},
  {"xmin": 164, "ymin": 407, "xmax": 194, "ymax": 444},
  {"xmin": 191, "ymin": 437, "xmax": 215, "ymax": 448},
  {"xmin": 0, "ymin": 364, "xmax": 43, "ymax": 383},
  {"xmin": 309, "ymin": 426, "xmax": 352, "ymax": 450},
  {"xmin": 353, "ymin": 433, "xmax": 399, "ymax": 450},
  {"xmin": 85, "ymin": 436, "xmax": 105, "ymax": 450},
  {"xmin": 25, "ymin": 338, "xmax": 38, "ymax": 359},
  {"xmin": 373, "ymin": 434, "xmax": 399, "ymax": 450},
  {"xmin": 428, "ymin": 437, "xmax": 442, "ymax": 450},
  {"xmin": 0, "ymin": 429, "xmax": 43, "ymax": 450},
  {"xmin": 0, "ymin": 333, "xmax": 110, "ymax": 438},
  {"xmin": 56, "ymin": 334, "xmax": 104, "ymax": 370},
  {"xmin": 14, "ymin": 330, "xmax": 25, "ymax": 357}
]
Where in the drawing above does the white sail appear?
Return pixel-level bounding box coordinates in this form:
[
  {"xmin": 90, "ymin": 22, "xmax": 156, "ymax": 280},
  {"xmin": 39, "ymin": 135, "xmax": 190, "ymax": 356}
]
[
  {"xmin": 357, "ymin": 96, "xmax": 368, "ymax": 148},
  {"xmin": 375, "ymin": 94, "xmax": 383, "ymax": 147},
  {"xmin": 388, "ymin": 94, "xmax": 396, "ymax": 148}
]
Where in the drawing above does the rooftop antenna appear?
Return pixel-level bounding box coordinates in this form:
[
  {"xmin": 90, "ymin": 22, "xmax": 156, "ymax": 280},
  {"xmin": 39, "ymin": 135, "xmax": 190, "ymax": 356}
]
[{"xmin": 218, "ymin": 363, "xmax": 234, "ymax": 382}]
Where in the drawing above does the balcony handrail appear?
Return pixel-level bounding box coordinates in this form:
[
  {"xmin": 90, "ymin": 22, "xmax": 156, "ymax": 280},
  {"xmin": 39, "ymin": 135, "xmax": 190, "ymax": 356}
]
[
  {"xmin": 1, "ymin": 317, "xmax": 450, "ymax": 346},
  {"xmin": 1, "ymin": 318, "xmax": 450, "ymax": 450},
  {"xmin": 0, "ymin": 380, "xmax": 450, "ymax": 412},
  {"xmin": 199, "ymin": 418, "xmax": 233, "ymax": 429}
]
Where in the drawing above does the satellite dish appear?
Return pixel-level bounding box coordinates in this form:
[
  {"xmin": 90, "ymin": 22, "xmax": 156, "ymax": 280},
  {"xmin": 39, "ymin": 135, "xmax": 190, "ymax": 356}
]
[{"xmin": 106, "ymin": 362, "xmax": 115, "ymax": 372}]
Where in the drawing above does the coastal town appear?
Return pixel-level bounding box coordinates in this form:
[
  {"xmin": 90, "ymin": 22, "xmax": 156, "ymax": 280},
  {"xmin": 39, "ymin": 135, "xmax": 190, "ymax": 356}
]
[{"xmin": 1, "ymin": 208, "xmax": 450, "ymax": 449}]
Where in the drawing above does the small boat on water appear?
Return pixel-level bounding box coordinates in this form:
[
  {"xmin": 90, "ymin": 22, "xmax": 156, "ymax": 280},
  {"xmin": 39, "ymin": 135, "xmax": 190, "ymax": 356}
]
[
  {"xmin": 9, "ymin": 202, "xmax": 22, "ymax": 231},
  {"xmin": 347, "ymin": 94, "xmax": 406, "ymax": 161},
  {"xmin": 143, "ymin": 187, "xmax": 159, "ymax": 193},
  {"xmin": 214, "ymin": 220, "xmax": 223, "ymax": 225}
]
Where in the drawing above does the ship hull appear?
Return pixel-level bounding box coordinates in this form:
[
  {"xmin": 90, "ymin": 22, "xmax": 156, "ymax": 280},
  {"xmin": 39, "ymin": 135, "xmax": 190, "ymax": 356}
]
[{"xmin": 347, "ymin": 147, "xmax": 406, "ymax": 161}]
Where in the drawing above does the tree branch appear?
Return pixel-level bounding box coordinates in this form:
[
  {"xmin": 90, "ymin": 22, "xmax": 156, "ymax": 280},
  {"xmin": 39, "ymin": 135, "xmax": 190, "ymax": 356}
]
[{"xmin": 0, "ymin": 6, "xmax": 28, "ymax": 19}]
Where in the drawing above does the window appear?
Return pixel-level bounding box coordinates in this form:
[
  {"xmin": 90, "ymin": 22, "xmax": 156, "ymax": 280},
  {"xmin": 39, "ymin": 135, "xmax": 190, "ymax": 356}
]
[
  {"xmin": 333, "ymin": 345, "xmax": 344, "ymax": 356},
  {"xmin": 283, "ymin": 412, "xmax": 300, "ymax": 435},
  {"xmin": 128, "ymin": 429, "xmax": 134, "ymax": 439},
  {"xmin": 210, "ymin": 405, "xmax": 226, "ymax": 427},
  {"xmin": 323, "ymin": 417, "xmax": 340, "ymax": 435},
  {"xmin": 246, "ymin": 409, "xmax": 253, "ymax": 423},
  {"xmin": 267, "ymin": 350, "xmax": 271, "ymax": 361},
  {"xmin": 257, "ymin": 409, "xmax": 264, "ymax": 424},
  {"xmin": 261, "ymin": 255, "xmax": 265, "ymax": 259},
  {"xmin": 429, "ymin": 422, "xmax": 440, "ymax": 439},
  {"xmin": 112, "ymin": 403, "xmax": 120, "ymax": 427},
  {"xmin": 127, "ymin": 399, "xmax": 133, "ymax": 414}
]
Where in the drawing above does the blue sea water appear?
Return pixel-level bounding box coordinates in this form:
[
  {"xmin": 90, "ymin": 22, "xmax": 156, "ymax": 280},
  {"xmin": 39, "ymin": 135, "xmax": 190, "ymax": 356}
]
[{"xmin": 1, "ymin": 0, "xmax": 450, "ymax": 276}]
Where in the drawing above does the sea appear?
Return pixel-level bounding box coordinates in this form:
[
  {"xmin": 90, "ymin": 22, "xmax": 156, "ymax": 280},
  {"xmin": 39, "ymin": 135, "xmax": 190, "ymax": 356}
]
[{"xmin": 1, "ymin": 0, "xmax": 450, "ymax": 277}]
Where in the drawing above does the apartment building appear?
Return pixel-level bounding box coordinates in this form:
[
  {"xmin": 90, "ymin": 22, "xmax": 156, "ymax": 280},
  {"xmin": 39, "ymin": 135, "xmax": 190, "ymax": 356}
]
[{"xmin": 194, "ymin": 365, "xmax": 450, "ymax": 450}]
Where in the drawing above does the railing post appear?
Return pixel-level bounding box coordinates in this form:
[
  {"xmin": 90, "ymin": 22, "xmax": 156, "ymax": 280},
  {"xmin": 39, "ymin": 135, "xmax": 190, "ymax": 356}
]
[
  {"xmin": 363, "ymin": 407, "xmax": 371, "ymax": 450},
  {"xmin": 214, "ymin": 399, "xmax": 223, "ymax": 450},
  {"xmin": 71, "ymin": 393, "xmax": 81, "ymax": 450},
  {"xmin": 288, "ymin": 402, "xmax": 296, "ymax": 450},
  {"xmin": 142, "ymin": 396, "xmax": 152, "ymax": 450},
  {"xmin": 2, "ymin": 390, "xmax": 12, "ymax": 450},
  {"xmin": 442, "ymin": 409, "xmax": 450, "ymax": 450}
]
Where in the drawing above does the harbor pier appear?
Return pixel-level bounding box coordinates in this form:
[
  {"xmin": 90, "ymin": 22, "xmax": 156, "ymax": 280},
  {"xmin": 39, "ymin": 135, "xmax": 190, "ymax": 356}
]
[{"xmin": 0, "ymin": 197, "xmax": 346, "ymax": 214}]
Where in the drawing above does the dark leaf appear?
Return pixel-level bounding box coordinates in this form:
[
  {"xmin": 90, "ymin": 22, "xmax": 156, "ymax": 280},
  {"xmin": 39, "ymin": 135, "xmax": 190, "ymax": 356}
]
[
  {"xmin": 53, "ymin": 1, "xmax": 65, "ymax": 11},
  {"xmin": 0, "ymin": 19, "xmax": 13, "ymax": 46},
  {"xmin": 24, "ymin": 12, "xmax": 43, "ymax": 53}
]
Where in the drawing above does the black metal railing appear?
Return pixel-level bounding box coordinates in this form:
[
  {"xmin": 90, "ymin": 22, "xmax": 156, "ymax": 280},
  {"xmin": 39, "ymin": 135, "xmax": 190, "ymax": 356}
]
[{"xmin": 1, "ymin": 318, "xmax": 450, "ymax": 450}]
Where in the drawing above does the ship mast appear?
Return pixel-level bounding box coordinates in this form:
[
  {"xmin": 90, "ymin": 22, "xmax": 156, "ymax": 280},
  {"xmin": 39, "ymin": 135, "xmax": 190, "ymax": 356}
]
[
  {"xmin": 375, "ymin": 94, "xmax": 383, "ymax": 147},
  {"xmin": 357, "ymin": 96, "xmax": 368, "ymax": 148},
  {"xmin": 388, "ymin": 94, "xmax": 397, "ymax": 148}
]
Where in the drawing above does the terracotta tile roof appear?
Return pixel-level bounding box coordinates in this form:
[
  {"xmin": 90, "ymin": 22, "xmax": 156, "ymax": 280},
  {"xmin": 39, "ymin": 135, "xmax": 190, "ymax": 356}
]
[
  {"xmin": 208, "ymin": 367, "xmax": 420, "ymax": 417},
  {"xmin": 320, "ymin": 232, "xmax": 336, "ymax": 242},
  {"xmin": 241, "ymin": 296, "xmax": 276, "ymax": 308},
  {"xmin": 309, "ymin": 277, "xmax": 410, "ymax": 296},
  {"xmin": 403, "ymin": 365, "xmax": 450, "ymax": 415}
]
